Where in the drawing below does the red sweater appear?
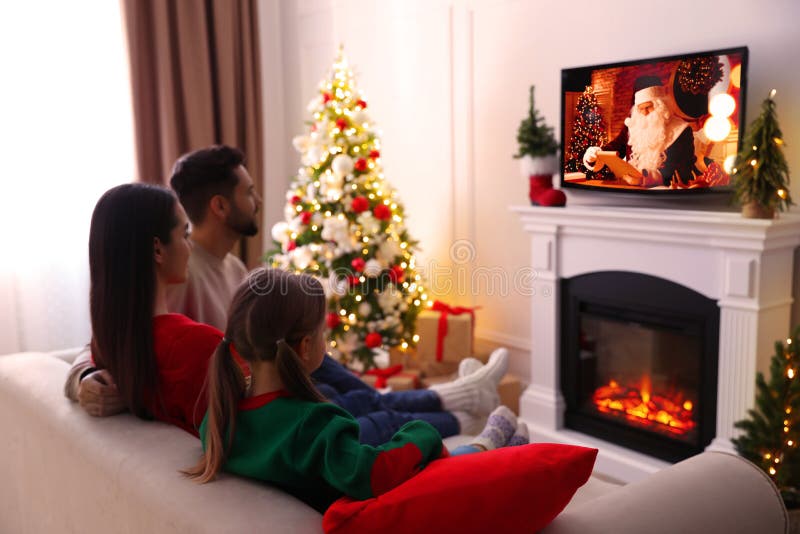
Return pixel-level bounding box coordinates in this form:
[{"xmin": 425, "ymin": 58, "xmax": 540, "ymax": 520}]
[{"xmin": 149, "ymin": 314, "xmax": 223, "ymax": 436}]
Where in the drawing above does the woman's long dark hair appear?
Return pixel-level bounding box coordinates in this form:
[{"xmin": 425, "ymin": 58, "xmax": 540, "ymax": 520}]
[
  {"xmin": 89, "ymin": 183, "xmax": 178, "ymax": 418},
  {"xmin": 186, "ymin": 268, "xmax": 326, "ymax": 482}
]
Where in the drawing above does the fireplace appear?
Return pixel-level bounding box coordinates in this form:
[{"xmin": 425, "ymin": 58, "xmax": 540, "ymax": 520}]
[
  {"xmin": 561, "ymin": 271, "xmax": 718, "ymax": 462},
  {"xmin": 511, "ymin": 205, "xmax": 800, "ymax": 481}
]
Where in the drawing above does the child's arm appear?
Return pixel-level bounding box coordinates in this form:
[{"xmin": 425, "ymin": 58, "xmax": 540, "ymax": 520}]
[{"xmin": 294, "ymin": 403, "xmax": 443, "ymax": 500}]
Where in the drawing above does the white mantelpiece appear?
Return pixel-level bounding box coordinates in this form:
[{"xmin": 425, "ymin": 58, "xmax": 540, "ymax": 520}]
[{"xmin": 512, "ymin": 204, "xmax": 800, "ymax": 482}]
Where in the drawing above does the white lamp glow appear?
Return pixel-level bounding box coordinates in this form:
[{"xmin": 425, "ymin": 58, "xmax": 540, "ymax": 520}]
[
  {"xmin": 709, "ymin": 93, "xmax": 736, "ymax": 117},
  {"xmin": 704, "ymin": 116, "xmax": 732, "ymax": 142},
  {"xmin": 723, "ymin": 155, "xmax": 737, "ymax": 174}
]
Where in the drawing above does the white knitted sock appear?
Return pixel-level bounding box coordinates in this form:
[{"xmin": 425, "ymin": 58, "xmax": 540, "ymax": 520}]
[
  {"xmin": 451, "ymin": 411, "xmax": 484, "ymax": 435},
  {"xmin": 430, "ymin": 380, "xmax": 499, "ymax": 415},
  {"xmin": 458, "ymin": 357, "xmax": 483, "ymax": 378},
  {"xmin": 469, "ymin": 406, "xmax": 517, "ymax": 451}
]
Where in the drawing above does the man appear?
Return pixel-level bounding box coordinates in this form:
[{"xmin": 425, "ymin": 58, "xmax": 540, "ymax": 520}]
[
  {"xmin": 583, "ymin": 76, "xmax": 696, "ymax": 187},
  {"xmin": 64, "ymin": 146, "xmax": 260, "ymax": 413},
  {"xmin": 67, "ymin": 145, "xmax": 507, "ymax": 442}
]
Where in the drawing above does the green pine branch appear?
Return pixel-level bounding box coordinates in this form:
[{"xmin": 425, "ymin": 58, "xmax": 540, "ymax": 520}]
[
  {"xmin": 732, "ymin": 92, "xmax": 793, "ymax": 211},
  {"xmin": 514, "ymin": 85, "xmax": 558, "ymax": 159}
]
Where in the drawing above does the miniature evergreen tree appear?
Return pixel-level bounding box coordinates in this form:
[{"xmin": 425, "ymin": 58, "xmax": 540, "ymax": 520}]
[
  {"xmin": 733, "ymin": 326, "xmax": 800, "ymax": 507},
  {"xmin": 732, "ymin": 90, "xmax": 793, "ymax": 214},
  {"xmin": 513, "ymin": 85, "xmax": 557, "ymax": 158},
  {"xmin": 564, "ymin": 86, "xmax": 612, "ymax": 179},
  {"xmin": 267, "ymin": 48, "xmax": 426, "ymax": 370}
]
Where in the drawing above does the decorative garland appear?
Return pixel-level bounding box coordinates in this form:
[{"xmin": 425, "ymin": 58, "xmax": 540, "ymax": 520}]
[{"xmin": 676, "ymin": 56, "xmax": 723, "ymax": 95}]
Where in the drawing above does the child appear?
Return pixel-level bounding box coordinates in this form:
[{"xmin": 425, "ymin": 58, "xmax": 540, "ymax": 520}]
[{"xmin": 186, "ymin": 268, "xmax": 527, "ymax": 511}]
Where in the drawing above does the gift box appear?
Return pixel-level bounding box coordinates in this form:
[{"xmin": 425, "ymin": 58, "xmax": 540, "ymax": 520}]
[
  {"xmin": 497, "ymin": 373, "xmax": 522, "ymax": 415},
  {"xmin": 360, "ymin": 365, "xmax": 422, "ymax": 391},
  {"xmin": 416, "ymin": 301, "xmax": 478, "ymax": 365}
]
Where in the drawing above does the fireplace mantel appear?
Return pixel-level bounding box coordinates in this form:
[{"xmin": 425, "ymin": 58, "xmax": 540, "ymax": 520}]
[{"xmin": 511, "ymin": 204, "xmax": 800, "ymax": 481}]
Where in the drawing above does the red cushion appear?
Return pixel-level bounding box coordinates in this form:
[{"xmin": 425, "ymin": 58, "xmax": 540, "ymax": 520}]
[{"xmin": 323, "ymin": 443, "xmax": 597, "ymax": 534}]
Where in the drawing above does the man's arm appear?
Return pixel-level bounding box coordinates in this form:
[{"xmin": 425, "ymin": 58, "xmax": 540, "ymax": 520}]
[
  {"xmin": 64, "ymin": 347, "xmax": 126, "ymax": 417},
  {"xmin": 64, "ymin": 347, "xmax": 93, "ymax": 401}
]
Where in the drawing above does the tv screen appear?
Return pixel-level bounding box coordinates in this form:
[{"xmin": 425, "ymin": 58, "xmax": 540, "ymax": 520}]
[{"xmin": 560, "ymin": 47, "xmax": 748, "ymax": 194}]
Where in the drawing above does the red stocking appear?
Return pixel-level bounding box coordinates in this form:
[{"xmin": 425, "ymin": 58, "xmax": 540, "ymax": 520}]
[{"xmin": 529, "ymin": 175, "xmax": 566, "ymax": 207}]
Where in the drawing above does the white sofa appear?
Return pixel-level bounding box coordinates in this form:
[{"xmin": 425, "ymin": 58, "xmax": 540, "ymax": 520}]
[{"xmin": 0, "ymin": 350, "xmax": 788, "ymax": 533}]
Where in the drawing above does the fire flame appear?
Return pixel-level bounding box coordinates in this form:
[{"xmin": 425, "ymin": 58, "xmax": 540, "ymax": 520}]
[{"xmin": 592, "ymin": 377, "xmax": 696, "ymax": 436}]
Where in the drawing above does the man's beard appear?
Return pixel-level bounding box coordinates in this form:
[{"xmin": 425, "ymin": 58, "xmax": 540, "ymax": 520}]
[
  {"xmin": 226, "ymin": 205, "xmax": 259, "ymax": 237},
  {"xmin": 627, "ymin": 99, "xmax": 670, "ymax": 173}
]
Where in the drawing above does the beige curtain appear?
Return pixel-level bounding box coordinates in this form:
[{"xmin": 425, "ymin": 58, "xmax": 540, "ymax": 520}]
[{"xmin": 122, "ymin": 0, "xmax": 264, "ymax": 267}]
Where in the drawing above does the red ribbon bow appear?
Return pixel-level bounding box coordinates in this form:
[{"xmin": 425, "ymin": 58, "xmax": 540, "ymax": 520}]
[
  {"xmin": 364, "ymin": 364, "xmax": 405, "ymax": 389},
  {"xmin": 430, "ymin": 300, "xmax": 479, "ymax": 361}
]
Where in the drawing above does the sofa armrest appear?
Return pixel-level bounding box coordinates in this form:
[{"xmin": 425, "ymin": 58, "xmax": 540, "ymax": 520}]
[{"xmin": 543, "ymin": 450, "xmax": 788, "ymax": 534}]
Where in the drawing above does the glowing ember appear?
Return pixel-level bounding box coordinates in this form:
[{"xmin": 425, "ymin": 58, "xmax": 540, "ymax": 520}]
[{"xmin": 592, "ymin": 379, "xmax": 696, "ymax": 436}]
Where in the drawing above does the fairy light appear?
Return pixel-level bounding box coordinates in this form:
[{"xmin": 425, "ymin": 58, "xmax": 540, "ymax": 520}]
[
  {"xmin": 788, "ymin": 368, "xmax": 795, "ymax": 379},
  {"xmin": 355, "ymin": 295, "xmax": 362, "ymax": 302},
  {"xmin": 412, "ymin": 334, "xmax": 420, "ymax": 342}
]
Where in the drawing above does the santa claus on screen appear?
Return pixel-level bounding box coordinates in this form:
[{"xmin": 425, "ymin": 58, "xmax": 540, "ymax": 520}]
[{"xmin": 583, "ymin": 76, "xmax": 696, "ymax": 188}]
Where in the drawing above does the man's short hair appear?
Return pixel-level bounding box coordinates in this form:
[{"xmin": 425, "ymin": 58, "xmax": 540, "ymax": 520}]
[{"xmin": 169, "ymin": 145, "xmax": 245, "ymax": 224}]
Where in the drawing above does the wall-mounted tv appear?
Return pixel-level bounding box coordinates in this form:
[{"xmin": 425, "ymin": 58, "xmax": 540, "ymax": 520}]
[{"xmin": 560, "ymin": 47, "xmax": 748, "ymax": 194}]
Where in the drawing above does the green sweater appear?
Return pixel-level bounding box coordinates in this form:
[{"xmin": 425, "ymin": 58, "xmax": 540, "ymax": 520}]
[{"xmin": 200, "ymin": 390, "xmax": 444, "ymax": 512}]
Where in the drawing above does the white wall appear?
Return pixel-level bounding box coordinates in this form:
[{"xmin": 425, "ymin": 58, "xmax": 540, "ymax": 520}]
[{"xmin": 260, "ymin": 0, "xmax": 800, "ymax": 378}]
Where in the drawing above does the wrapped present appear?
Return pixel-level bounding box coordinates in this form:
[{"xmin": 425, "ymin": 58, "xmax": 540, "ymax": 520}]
[
  {"xmin": 416, "ymin": 301, "xmax": 479, "ymax": 364},
  {"xmin": 360, "ymin": 365, "xmax": 422, "ymax": 391},
  {"xmin": 498, "ymin": 373, "xmax": 522, "ymax": 415}
]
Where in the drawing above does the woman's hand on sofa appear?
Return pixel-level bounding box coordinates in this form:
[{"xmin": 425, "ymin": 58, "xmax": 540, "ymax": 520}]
[{"xmin": 78, "ymin": 370, "xmax": 126, "ymax": 417}]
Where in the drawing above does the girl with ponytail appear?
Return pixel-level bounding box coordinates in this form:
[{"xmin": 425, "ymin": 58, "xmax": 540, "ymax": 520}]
[{"xmin": 186, "ymin": 268, "xmax": 527, "ymax": 512}]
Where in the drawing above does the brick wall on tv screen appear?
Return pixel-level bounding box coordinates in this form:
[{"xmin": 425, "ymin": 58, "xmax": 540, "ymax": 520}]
[{"xmin": 592, "ymin": 61, "xmax": 678, "ymax": 138}]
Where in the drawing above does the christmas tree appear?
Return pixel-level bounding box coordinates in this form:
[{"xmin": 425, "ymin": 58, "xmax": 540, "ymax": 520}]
[
  {"xmin": 564, "ymin": 86, "xmax": 612, "ymax": 179},
  {"xmin": 267, "ymin": 48, "xmax": 426, "ymax": 370},
  {"xmin": 513, "ymin": 85, "xmax": 557, "ymax": 159},
  {"xmin": 733, "ymin": 326, "xmax": 800, "ymax": 507},
  {"xmin": 732, "ymin": 90, "xmax": 793, "ymax": 215}
]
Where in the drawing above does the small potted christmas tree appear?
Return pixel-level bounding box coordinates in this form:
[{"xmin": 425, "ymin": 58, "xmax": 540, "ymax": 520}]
[
  {"xmin": 514, "ymin": 86, "xmax": 563, "ymax": 207},
  {"xmin": 732, "ymin": 90, "xmax": 793, "ymax": 219},
  {"xmin": 733, "ymin": 327, "xmax": 800, "ymax": 514}
]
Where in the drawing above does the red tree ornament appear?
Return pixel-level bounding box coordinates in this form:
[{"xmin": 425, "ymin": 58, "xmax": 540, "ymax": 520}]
[
  {"xmin": 354, "ymin": 158, "xmax": 368, "ymax": 172},
  {"xmin": 351, "ymin": 257, "xmax": 366, "ymax": 272},
  {"xmin": 365, "ymin": 332, "xmax": 383, "ymax": 348},
  {"xmin": 369, "ymin": 150, "xmax": 380, "ymax": 159},
  {"xmin": 373, "ymin": 204, "xmax": 391, "ymax": 220},
  {"xmin": 389, "ymin": 265, "xmax": 405, "ymax": 283},
  {"xmin": 286, "ymin": 241, "xmax": 297, "ymax": 252},
  {"xmin": 326, "ymin": 312, "xmax": 341, "ymax": 329},
  {"xmin": 357, "ymin": 99, "xmax": 367, "ymax": 108},
  {"xmin": 336, "ymin": 117, "xmax": 349, "ymax": 130},
  {"xmin": 323, "ymin": 92, "xmax": 333, "ymax": 104},
  {"xmin": 291, "ymin": 195, "xmax": 302, "ymax": 204},
  {"xmin": 351, "ymin": 196, "xmax": 369, "ymax": 213},
  {"xmin": 300, "ymin": 211, "xmax": 312, "ymax": 224}
]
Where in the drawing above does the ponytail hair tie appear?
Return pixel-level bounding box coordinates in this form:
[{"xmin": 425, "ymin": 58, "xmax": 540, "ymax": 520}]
[
  {"xmin": 221, "ymin": 337, "xmax": 232, "ymax": 347},
  {"xmin": 275, "ymin": 338, "xmax": 286, "ymax": 346}
]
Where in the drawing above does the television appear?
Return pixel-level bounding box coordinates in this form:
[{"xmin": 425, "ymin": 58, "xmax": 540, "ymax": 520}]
[{"xmin": 559, "ymin": 47, "xmax": 748, "ymax": 195}]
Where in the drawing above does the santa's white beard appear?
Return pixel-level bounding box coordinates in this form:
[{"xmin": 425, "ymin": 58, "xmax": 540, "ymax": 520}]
[{"xmin": 626, "ymin": 99, "xmax": 671, "ymax": 173}]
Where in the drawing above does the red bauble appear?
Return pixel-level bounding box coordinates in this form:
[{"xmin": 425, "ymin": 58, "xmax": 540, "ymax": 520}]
[
  {"xmin": 351, "ymin": 257, "xmax": 366, "ymax": 272},
  {"xmin": 300, "ymin": 211, "xmax": 312, "ymax": 224},
  {"xmin": 322, "ymin": 92, "xmax": 332, "ymax": 104},
  {"xmin": 373, "ymin": 204, "xmax": 391, "ymax": 221},
  {"xmin": 357, "ymin": 99, "xmax": 368, "ymax": 109},
  {"xmin": 286, "ymin": 241, "xmax": 297, "ymax": 252},
  {"xmin": 347, "ymin": 274, "xmax": 361, "ymax": 286},
  {"xmin": 369, "ymin": 150, "xmax": 380, "ymax": 159},
  {"xmin": 336, "ymin": 117, "xmax": 349, "ymax": 130},
  {"xmin": 290, "ymin": 195, "xmax": 302, "ymax": 205},
  {"xmin": 351, "ymin": 196, "xmax": 369, "ymax": 213},
  {"xmin": 365, "ymin": 332, "xmax": 383, "ymax": 348},
  {"xmin": 389, "ymin": 265, "xmax": 405, "ymax": 283},
  {"xmin": 354, "ymin": 158, "xmax": 368, "ymax": 172},
  {"xmin": 326, "ymin": 312, "xmax": 341, "ymax": 329}
]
